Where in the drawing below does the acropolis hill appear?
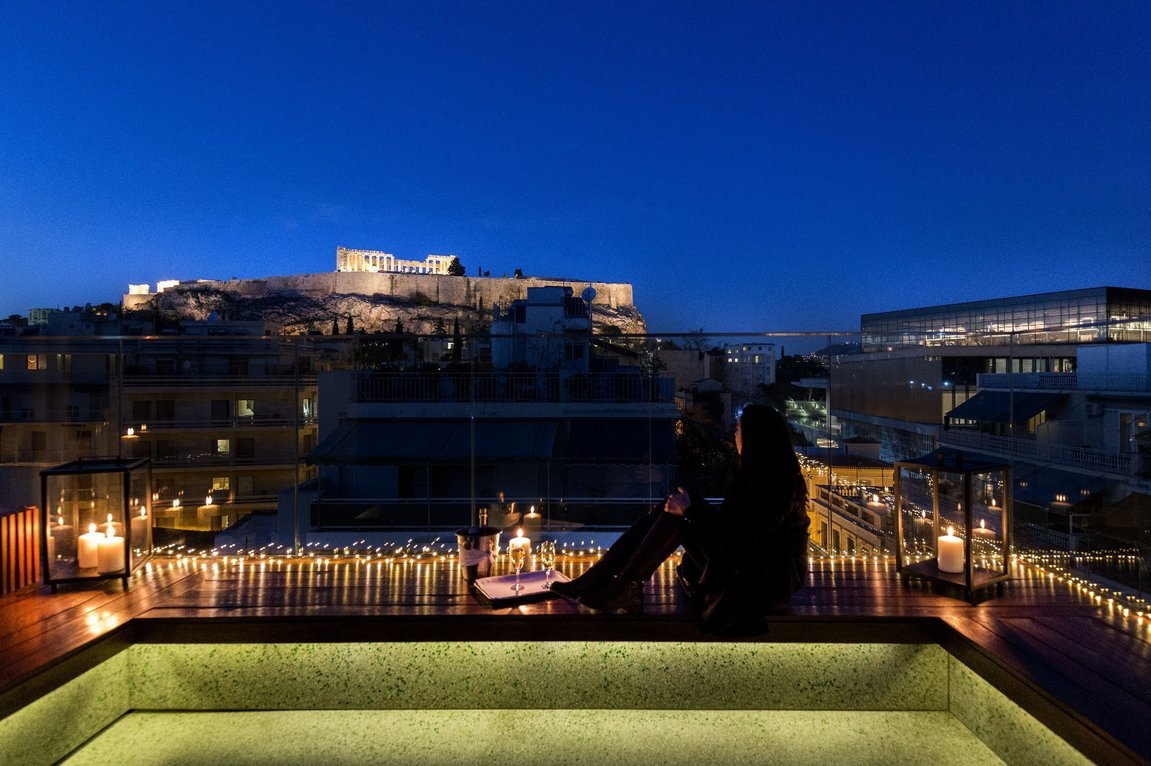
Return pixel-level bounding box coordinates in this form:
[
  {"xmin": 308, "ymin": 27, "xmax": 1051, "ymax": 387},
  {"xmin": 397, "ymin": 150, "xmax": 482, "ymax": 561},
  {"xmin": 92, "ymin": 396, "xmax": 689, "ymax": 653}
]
[{"xmin": 123, "ymin": 268, "xmax": 645, "ymax": 335}]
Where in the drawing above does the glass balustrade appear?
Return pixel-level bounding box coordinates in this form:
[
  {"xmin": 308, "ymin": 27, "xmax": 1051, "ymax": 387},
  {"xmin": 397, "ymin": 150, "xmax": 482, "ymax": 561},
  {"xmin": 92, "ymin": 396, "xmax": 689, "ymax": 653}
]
[{"xmin": 1, "ymin": 318, "xmax": 1149, "ymax": 602}]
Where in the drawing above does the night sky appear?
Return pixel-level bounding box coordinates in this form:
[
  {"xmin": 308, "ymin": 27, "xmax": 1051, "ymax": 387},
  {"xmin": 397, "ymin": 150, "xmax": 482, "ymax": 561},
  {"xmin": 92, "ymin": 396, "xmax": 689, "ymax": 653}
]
[{"xmin": 1, "ymin": 1, "xmax": 1148, "ymax": 332}]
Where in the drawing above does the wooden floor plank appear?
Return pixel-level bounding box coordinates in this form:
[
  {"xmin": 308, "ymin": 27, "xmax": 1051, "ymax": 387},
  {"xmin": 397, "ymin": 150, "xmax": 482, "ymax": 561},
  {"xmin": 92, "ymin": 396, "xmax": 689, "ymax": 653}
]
[{"xmin": 2, "ymin": 553, "xmax": 1148, "ymax": 762}]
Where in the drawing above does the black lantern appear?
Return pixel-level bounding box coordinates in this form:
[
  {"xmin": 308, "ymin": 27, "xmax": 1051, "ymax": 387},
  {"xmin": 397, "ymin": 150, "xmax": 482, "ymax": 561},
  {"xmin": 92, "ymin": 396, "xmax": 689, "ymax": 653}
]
[
  {"xmin": 40, "ymin": 458, "xmax": 153, "ymax": 589},
  {"xmin": 894, "ymin": 448, "xmax": 1010, "ymax": 602}
]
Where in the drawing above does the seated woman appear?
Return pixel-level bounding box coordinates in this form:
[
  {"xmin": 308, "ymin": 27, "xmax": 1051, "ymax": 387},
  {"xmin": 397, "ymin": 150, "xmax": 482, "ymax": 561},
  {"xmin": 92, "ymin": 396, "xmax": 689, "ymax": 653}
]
[{"xmin": 551, "ymin": 404, "xmax": 809, "ymax": 634}]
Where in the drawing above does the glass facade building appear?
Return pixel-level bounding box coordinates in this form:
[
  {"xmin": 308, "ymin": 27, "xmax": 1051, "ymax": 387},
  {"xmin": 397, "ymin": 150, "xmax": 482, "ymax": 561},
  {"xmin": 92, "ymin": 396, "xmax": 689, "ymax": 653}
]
[{"xmin": 861, "ymin": 287, "xmax": 1151, "ymax": 352}]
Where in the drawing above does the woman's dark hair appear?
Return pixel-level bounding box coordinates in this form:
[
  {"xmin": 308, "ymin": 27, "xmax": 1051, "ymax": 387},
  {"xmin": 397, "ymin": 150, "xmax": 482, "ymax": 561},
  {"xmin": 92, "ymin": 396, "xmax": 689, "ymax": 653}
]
[{"xmin": 732, "ymin": 404, "xmax": 806, "ymax": 517}]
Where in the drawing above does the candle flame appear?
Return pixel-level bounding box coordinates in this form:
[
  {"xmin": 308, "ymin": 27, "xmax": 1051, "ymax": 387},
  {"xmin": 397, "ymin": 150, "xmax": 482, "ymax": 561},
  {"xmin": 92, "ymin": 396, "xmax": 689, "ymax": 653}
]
[
  {"xmin": 88, "ymin": 522, "xmax": 97, "ymax": 534},
  {"xmin": 57, "ymin": 515, "xmax": 64, "ymax": 527},
  {"xmin": 947, "ymin": 525, "xmax": 955, "ymax": 537},
  {"xmin": 516, "ymin": 528, "xmax": 523, "ymax": 537},
  {"xmin": 980, "ymin": 520, "xmax": 986, "ymax": 530}
]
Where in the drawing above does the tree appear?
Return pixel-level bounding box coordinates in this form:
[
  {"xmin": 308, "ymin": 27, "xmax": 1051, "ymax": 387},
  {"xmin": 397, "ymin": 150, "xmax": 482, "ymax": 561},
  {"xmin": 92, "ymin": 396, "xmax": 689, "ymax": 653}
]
[
  {"xmin": 331, "ymin": 317, "xmax": 340, "ymax": 336},
  {"xmin": 447, "ymin": 257, "xmax": 466, "ymax": 276},
  {"xmin": 512, "ymin": 268, "xmax": 524, "ymax": 279},
  {"xmin": 345, "ymin": 316, "xmax": 354, "ymax": 335},
  {"xmin": 451, "ymin": 316, "xmax": 463, "ymax": 365}
]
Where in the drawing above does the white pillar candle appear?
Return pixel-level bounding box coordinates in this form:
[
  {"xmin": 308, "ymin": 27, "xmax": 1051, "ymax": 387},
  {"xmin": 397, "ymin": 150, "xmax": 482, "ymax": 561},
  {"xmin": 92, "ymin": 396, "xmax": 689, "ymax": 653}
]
[
  {"xmin": 973, "ymin": 519, "xmax": 995, "ymax": 538},
  {"xmin": 46, "ymin": 534, "xmax": 56, "ymax": 564},
  {"xmin": 937, "ymin": 526, "xmax": 965, "ymax": 573},
  {"xmin": 508, "ymin": 531, "xmax": 530, "ymax": 554},
  {"xmin": 78, "ymin": 523, "xmax": 103, "ymax": 569},
  {"xmin": 98, "ymin": 530, "xmax": 126, "ymax": 574}
]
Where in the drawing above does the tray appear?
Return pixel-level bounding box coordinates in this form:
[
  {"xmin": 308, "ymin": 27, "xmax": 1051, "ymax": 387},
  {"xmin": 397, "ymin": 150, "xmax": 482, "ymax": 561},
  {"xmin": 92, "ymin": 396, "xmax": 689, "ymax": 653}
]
[{"xmin": 474, "ymin": 569, "xmax": 570, "ymax": 603}]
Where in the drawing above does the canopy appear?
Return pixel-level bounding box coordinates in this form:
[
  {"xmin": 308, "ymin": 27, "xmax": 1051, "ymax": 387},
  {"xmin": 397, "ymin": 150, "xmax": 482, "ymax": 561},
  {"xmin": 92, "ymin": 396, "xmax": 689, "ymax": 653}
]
[{"xmin": 945, "ymin": 392, "xmax": 1064, "ymax": 425}]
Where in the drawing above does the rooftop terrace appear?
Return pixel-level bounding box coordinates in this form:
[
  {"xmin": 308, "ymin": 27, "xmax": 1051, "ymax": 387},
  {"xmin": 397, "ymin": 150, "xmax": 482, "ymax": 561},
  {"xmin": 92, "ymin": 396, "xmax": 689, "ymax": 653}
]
[{"xmin": 1, "ymin": 549, "xmax": 1149, "ymax": 764}]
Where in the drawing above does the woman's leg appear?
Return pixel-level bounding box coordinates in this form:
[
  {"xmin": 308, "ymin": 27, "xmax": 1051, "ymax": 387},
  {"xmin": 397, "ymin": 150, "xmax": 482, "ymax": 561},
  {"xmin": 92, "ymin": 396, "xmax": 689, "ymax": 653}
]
[
  {"xmin": 551, "ymin": 505, "xmax": 663, "ymax": 598},
  {"xmin": 580, "ymin": 512, "xmax": 686, "ymax": 612}
]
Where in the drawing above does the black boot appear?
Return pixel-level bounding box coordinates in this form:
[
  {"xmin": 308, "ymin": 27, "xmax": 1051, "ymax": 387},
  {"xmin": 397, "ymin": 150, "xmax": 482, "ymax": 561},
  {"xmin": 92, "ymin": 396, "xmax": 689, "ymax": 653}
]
[
  {"xmin": 579, "ymin": 577, "xmax": 644, "ymax": 614},
  {"xmin": 550, "ymin": 570, "xmax": 609, "ymax": 601}
]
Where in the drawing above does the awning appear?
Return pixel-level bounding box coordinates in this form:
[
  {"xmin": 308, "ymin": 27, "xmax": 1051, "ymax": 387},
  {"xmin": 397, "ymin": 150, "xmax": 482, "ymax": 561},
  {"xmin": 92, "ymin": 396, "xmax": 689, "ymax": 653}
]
[
  {"xmin": 1011, "ymin": 463, "xmax": 1108, "ymax": 509},
  {"xmin": 945, "ymin": 392, "xmax": 1064, "ymax": 425},
  {"xmin": 307, "ymin": 419, "xmax": 559, "ymax": 464}
]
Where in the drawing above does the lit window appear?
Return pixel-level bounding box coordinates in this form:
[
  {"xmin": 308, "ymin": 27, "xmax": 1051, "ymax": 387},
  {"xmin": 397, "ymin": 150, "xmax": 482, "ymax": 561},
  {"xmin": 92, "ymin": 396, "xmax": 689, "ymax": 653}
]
[
  {"xmin": 212, "ymin": 477, "xmax": 230, "ymax": 492},
  {"xmin": 237, "ymin": 399, "xmax": 255, "ymax": 418},
  {"xmin": 214, "ymin": 439, "xmax": 231, "ymax": 456},
  {"xmin": 27, "ymin": 354, "xmax": 47, "ymax": 370}
]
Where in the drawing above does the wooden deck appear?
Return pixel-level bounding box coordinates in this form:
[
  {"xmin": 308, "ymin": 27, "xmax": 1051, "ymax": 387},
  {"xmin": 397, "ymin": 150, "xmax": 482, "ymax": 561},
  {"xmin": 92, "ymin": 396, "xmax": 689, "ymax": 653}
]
[{"xmin": 2, "ymin": 552, "xmax": 1150, "ymax": 764}]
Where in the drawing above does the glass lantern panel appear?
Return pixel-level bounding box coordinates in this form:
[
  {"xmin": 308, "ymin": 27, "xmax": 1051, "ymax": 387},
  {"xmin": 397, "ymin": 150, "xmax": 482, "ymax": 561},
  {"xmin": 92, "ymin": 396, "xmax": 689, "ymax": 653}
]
[
  {"xmin": 970, "ymin": 468, "xmax": 1008, "ymax": 575},
  {"xmin": 897, "ymin": 466, "xmax": 937, "ymax": 561}
]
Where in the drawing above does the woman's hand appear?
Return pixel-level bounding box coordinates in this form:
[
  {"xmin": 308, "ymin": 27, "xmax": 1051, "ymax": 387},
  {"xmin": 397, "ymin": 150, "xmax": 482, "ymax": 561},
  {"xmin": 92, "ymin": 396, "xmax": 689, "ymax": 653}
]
[{"xmin": 664, "ymin": 488, "xmax": 691, "ymax": 517}]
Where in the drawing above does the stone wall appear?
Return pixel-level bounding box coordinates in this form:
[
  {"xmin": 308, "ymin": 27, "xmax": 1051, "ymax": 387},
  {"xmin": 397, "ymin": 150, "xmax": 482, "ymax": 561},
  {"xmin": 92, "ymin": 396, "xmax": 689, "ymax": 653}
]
[{"xmin": 125, "ymin": 273, "xmax": 633, "ymax": 313}]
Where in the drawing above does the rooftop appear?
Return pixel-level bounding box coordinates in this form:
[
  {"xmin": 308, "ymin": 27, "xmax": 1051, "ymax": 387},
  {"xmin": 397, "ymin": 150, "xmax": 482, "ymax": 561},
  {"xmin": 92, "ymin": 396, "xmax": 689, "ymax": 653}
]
[{"xmin": 1, "ymin": 550, "xmax": 1149, "ymax": 764}]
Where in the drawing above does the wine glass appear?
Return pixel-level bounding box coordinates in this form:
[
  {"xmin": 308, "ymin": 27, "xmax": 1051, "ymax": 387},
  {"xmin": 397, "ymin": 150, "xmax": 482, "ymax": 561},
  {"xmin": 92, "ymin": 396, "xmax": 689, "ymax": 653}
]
[
  {"xmin": 539, "ymin": 541, "xmax": 556, "ymax": 589},
  {"xmin": 509, "ymin": 543, "xmax": 527, "ymax": 592}
]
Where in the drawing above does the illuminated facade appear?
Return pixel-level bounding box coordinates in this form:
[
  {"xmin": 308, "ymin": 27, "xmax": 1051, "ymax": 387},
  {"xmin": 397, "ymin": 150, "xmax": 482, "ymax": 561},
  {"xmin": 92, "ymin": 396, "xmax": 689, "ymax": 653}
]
[{"xmin": 861, "ymin": 287, "xmax": 1151, "ymax": 352}]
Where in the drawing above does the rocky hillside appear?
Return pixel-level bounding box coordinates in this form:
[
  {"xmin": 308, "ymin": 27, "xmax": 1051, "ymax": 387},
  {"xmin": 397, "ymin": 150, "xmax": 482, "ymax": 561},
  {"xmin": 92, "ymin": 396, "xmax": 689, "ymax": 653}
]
[{"xmin": 126, "ymin": 274, "xmax": 647, "ymax": 336}]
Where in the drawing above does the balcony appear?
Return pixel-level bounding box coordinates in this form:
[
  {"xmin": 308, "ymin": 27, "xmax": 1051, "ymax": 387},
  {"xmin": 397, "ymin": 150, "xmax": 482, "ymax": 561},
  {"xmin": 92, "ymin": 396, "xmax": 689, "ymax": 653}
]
[
  {"xmin": 355, "ymin": 371, "xmax": 673, "ymax": 404},
  {"xmin": 938, "ymin": 428, "xmax": 1136, "ymax": 478}
]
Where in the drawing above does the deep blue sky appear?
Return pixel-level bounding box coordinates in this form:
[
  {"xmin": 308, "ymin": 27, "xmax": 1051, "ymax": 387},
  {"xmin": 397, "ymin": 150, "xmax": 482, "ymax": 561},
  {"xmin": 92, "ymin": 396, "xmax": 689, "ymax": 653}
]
[{"xmin": 2, "ymin": 1, "xmax": 1148, "ymax": 332}]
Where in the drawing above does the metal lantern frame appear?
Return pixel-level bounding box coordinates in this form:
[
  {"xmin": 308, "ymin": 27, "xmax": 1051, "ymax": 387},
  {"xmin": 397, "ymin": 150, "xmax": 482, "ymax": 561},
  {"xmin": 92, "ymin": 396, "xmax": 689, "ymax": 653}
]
[
  {"xmin": 894, "ymin": 448, "xmax": 1011, "ymax": 602},
  {"xmin": 40, "ymin": 457, "xmax": 153, "ymax": 590}
]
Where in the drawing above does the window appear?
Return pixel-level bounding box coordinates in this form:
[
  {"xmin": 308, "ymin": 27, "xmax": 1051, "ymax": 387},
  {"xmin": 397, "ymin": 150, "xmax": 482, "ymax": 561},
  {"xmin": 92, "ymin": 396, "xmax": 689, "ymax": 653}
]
[
  {"xmin": 237, "ymin": 438, "xmax": 256, "ymax": 462},
  {"xmin": 236, "ymin": 399, "xmax": 255, "ymax": 418},
  {"xmin": 132, "ymin": 400, "xmax": 152, "ymax": 421},
  {"xmin": 302, "ymin": 398, "xmax": 315, "ymax": 419},
  {"xmin": 210, "ymin": 400, "xmax": 230, "ymax": 420},
  {"xmin": 27, "ymin": 354, "xmax": 47, "ymax": 370},
  {"xmin": 156, "ymin": 440, "xmax": 178, "ymax": 460},
  {"xmin": 65, "ymin": 405, "xmax": 80, "ymax": 420},
  {"xmin": 211, "ymin": 477, "xmax": 230, "ymax": 492},
  {"xmin": 55, "ymin": 354, "xmax": 72, "ymax": 375},
  {"xmin": 214, "ymin": 438, "xmax": 231, "ymax": 456},
  {"xmin": 0, "ymin": 354, "xmax": 5, "ymax": 370},
  {"xmin": 156, "ymin": 400, "xmax": 175, "ymax": 422}
]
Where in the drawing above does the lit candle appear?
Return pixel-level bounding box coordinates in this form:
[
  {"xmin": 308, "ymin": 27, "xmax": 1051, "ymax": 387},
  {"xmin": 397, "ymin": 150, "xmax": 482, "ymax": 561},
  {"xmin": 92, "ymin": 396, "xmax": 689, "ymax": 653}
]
[
  {"xmin": 97, "ymin": 524, "xmax": 126, "ymax": 574},
  {"xmin": 78, "ymin": 523, "xmax": 103, "ymax": 569},
  {"xmin": 508, "ymin": 529, "xmax": 531, "ymax": 559},
  {"xmin": 937, "ymin": 526, "xmax": 965, "ymax": 573},
  {"xmin": 973, "ymin": 519, "xmax": 995, "ymax": 538},
  {"xmin": 130, "ymin": 507, "xmax": 149, "ymax": 549},
  {"xmin": 50, "ymin": 514, "xmax": 74, "ymax": 553}
]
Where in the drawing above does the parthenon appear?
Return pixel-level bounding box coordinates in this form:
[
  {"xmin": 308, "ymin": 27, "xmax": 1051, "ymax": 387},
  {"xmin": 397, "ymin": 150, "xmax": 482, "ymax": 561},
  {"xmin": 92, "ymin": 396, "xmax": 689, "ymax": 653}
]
[{"xmin": 336, "ymin": 246, "xmax": 454, "ymax": 275}]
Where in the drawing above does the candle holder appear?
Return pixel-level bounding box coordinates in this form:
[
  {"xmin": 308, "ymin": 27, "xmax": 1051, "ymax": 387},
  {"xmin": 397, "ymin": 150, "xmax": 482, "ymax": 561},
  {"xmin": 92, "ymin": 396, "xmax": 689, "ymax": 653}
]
[
  {"xmin": 40, "ymin": 458, "xmax": 154, "ymax": 591},
  {"xmin": 894, "ymin": 448, "xmax": 1011, "ymax": 603}
]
